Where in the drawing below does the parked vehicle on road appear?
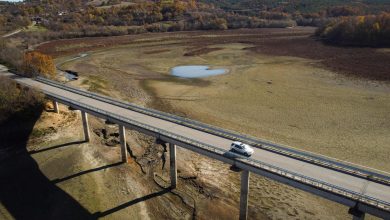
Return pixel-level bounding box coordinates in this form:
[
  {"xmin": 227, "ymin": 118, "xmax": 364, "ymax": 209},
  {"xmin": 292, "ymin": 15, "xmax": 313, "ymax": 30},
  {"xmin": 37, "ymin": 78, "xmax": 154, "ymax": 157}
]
[{"xmin": 230, "ymin": 141, "xmax": 254, "ymax": 157}]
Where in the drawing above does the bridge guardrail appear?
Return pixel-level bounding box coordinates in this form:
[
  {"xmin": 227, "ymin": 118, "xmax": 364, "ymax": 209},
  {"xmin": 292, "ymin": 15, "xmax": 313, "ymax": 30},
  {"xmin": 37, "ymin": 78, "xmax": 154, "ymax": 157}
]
[
  {"xmin": 36, "ymin": 76, "xmax": 390, "ymax": 186},
  {"xmin": 43, "ymin": 89, "xmax": 390, "ymax": 212}
]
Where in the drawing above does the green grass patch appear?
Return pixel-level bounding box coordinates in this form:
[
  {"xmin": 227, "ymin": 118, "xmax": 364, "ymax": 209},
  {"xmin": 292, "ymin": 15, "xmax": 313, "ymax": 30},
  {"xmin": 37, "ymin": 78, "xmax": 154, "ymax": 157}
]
[
  {"xmin": 30, "ymin": 127, "xmax": 55, "ymax": 139},
  {"xmin": 81, "ymin": 75, "xmax": 110, "ymax": 96}
]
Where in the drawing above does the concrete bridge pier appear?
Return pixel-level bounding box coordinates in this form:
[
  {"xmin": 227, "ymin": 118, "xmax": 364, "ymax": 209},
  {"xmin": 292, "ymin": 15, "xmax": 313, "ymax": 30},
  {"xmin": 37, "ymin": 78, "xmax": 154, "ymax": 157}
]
[
  {"xmin": 239, "ymin": 170, "xmax": 250, "ymax": 220},
  {"xmin": 119, "ymin": 125, "xmax": 128, "ymax": 163},
  {"xmin": 81, "ymin": 111, "xmax": 90, "ymax": 142},
  {"xmin": 352, "ymin": 214, "xmax": 365, "ymax": 220},
  {"xmin": 53, "ymin": 100, "xmax": 59, "ymax": 113},
  {"xmin": 349, "ymin": 206, "xmax": 365, "ymax": 220},
  {"xmin": 169, "ymin": 143, "xmax": 177, "ymax": 189}
]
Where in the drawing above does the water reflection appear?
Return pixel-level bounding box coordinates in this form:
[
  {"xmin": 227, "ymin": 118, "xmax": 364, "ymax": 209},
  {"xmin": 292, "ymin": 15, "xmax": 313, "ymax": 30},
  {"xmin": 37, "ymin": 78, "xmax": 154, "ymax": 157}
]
[{"xmin": 171, "ymin": 65, "xmax": 227, "ymax": 78}]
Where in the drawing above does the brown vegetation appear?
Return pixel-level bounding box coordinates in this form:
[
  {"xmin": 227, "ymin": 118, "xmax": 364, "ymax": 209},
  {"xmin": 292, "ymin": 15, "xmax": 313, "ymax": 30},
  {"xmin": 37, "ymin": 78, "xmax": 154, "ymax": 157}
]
[
  {"xmin": 22, "ymin": 51, "xmax": 56, "ymax": 78},
  {"xmin": 0, "ymin": 39, "xmax": 23, "ymax": 70},
  {"xmin": 316, "ymin": 13, "xmax": 390, "ymax": 47},
  {"xmin": 0, "ymin": 76, "xmax": 43, "ymax": 123},
  {"xmin": 1, "ymin": 0, "xmax": 296, "ymax": 42}
]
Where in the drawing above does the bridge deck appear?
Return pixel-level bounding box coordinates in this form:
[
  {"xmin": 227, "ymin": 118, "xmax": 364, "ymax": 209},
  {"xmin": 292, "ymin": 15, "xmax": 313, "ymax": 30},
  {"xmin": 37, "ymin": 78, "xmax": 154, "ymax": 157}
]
[{"xmin": 4, "ymin": 72, "xmax": 389, "ymax": 218}]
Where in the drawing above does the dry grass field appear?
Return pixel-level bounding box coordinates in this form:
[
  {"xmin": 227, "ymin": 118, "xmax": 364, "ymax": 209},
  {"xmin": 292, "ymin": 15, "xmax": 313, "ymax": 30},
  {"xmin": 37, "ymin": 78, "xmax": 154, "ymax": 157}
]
[
  {"xmin": 34, "ymin": 27, "xmax": 390, "ymax": 219},
  {"xmin": 146, "ymin": 46, "xmax": 390, "ymax": 172}
]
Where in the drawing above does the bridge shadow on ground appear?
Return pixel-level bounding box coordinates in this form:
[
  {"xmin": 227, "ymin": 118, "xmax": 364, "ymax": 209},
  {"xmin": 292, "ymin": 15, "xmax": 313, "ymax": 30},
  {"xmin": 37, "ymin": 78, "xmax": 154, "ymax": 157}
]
[
  {"xmin": 51, "ymin": 162, "xmax": 123, "ymax": 184},
  {"xmin": 0, "ymin": 106, "xmax": 96, "ymax": 220},
  {"xmin": 94, "ymin": 187, "xmax": 172, "ymax": 218},
  {"xmin": 29, "ymin": 140, "xmax": 87, "ymax": 154}
]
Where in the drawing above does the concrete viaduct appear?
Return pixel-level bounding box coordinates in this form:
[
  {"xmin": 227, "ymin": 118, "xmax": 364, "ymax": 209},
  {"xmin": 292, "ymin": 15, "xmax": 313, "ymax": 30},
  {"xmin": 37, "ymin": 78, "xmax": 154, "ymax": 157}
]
[{"xmin": 3, "ymin": 71, "xmax": 390, "ymax": 220}]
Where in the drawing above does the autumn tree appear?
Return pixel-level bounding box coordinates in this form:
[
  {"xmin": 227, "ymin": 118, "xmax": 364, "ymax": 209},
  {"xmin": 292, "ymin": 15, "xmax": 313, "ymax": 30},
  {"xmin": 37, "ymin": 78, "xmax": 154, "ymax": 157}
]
[
  {"xmin": 316, "ymin": 13, "xmax": 390, "ymax": 47},
  {"xmin": 326, "ymin": 6, "xmax": 361, "ymax": 17},
  {"xmin": 22, "ymin": 51, "xmax": 56, "ymax": 78}
]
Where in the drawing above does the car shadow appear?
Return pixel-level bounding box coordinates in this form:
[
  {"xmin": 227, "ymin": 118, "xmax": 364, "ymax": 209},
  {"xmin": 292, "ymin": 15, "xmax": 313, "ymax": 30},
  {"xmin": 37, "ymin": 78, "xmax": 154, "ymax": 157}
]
[
  {"xmin": 223, "ymin": 150, "xmax": 246, "ymax": 159},
  {"xmin": 223, "ymin": 150, "xmax": 247, "ymax": 172},
  {"xmin": 0, "ymin": 106, "xmax": 96, "ymax": 220}
]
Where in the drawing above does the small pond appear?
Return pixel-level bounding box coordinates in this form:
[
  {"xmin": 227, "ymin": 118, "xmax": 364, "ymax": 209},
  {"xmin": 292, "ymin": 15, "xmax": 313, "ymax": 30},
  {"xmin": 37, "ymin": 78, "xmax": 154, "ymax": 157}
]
[
  {"xmin": 171, "ymin": 65, "xmax": 227, "ymax": 78},
  {"xmin": 63, "ymin": 70, "xmax": 79, "ymax": 81}
]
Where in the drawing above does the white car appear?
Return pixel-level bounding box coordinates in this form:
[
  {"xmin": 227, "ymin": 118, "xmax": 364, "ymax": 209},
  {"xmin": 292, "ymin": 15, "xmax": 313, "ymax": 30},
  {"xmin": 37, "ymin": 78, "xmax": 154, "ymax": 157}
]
[{"xmin": 230, "ymin": 141, "xmax": 254, "ymax": 157}]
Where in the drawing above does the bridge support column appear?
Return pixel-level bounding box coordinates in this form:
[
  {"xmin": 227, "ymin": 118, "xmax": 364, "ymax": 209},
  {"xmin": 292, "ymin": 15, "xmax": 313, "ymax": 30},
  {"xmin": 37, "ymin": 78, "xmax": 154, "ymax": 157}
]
[
  {"xmin": 169, "ymin": 143, "xmax": 177, "ymax": 189},
  {"xmin": 53, "ymin": 100, "xmax": 59, "ymax": 113},
  {"xmin": 239, "ymin": 170, "xmax": 250, "ymax": 220},
  {"xmin": 349, "ymin": 207, "xmax": 365, "ymax": 220},
  {"xmin": 119, "ymin": 125, "xmax": 127, "ymax": 163},
  {"xmin": 352, "ymin": 215, "xmax": 365, "ymax": 220},
  {"xmin": 81, "ymin": 111, "xmax": 90, "ymax": 142}
]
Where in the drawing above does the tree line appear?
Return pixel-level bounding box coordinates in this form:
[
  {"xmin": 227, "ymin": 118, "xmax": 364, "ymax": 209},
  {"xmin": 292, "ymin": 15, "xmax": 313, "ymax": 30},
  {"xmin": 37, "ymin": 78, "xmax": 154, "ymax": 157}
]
[
  {"xmin": 316, "ymin": 13, "xmax": 390, "ymax": 47},
  {"xmin": 2, "ymin": 0, "xmax": 389, "ymax": 39},
  {"xmin": 1, "ymin": 0, "xmax": 298, "ymax": 37}
]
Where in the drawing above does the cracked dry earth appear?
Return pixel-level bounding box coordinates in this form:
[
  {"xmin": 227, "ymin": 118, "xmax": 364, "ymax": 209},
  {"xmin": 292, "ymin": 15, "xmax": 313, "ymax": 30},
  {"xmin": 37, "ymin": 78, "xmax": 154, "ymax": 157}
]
[{"xmin": 0, "ymin": 101, "xmax": 354, "ymax": 220}]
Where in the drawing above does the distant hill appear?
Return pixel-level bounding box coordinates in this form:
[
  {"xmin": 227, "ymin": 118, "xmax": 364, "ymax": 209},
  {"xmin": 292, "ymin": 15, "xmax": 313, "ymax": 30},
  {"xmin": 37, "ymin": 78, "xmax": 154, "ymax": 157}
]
[
  {"xmin": 200, "ymin": 0, "xmax": 390, "ymax": 14},
  {"xmin": 2, "ymin": 0, "xmax": 389, "ymax": 43},
  {"xmin": 15, "ymin": 0, "xmax": 390, "ymax": 15}
]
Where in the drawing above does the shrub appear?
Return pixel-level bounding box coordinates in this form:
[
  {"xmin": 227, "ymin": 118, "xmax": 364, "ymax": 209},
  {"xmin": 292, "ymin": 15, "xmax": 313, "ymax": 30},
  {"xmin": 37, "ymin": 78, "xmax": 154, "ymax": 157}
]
[
  {"xmin": 0, "ymin": 76, "xmax": 43, "ymax": 123},
  {"xmin": 0, "ymin": 39, "xmax": 23, "ymax": 70},
  {"xmin": 22, "ymin": 51, "xmax": 56, "ymax": 78}
]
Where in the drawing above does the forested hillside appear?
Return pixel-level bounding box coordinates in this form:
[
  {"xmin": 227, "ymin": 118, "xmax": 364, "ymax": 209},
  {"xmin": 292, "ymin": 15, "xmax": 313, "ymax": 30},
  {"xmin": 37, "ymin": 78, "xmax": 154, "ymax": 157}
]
[
  {"xmin": 316, "ymin": 13, "xmax": 390, "ymax": 47},
  {"xmin": 0, "ymin": 0, "xmax": 389, "ymax": 49},
  {"xmin": 2, "ymin": 0, "xmax": 389, "ymax": 37},
  {"xmin": 200, "ymin": 0, "xmax": 390, "ymax": 14}
]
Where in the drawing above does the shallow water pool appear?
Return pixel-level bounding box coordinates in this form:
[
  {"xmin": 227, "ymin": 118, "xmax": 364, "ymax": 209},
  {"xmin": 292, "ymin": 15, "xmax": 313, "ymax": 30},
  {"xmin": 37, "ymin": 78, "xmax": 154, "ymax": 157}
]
[{"xmin": 171, "ymin": 65, "xmax": 227, "ymax": 78}]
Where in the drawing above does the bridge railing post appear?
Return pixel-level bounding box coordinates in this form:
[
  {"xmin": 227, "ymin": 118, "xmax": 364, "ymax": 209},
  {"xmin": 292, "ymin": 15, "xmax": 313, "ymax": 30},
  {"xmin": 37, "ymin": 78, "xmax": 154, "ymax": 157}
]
[
  {"xmin": 81, "ymin": 111, "xmax": 90, "ymax": 142},
  {"xmin": 239, "ymin": 170, "xmax": 250, "ymax": 220},
  {"xmin": 169, "ymin": 143, "xmax": 177, "ymax": 189},
  {"xmin": 53, "ymin": 100, "xmax": 59, "ymax": 114},
  {"xmin": 119, "ymin": 125, "xmax": 127, "ymax": 163}
]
